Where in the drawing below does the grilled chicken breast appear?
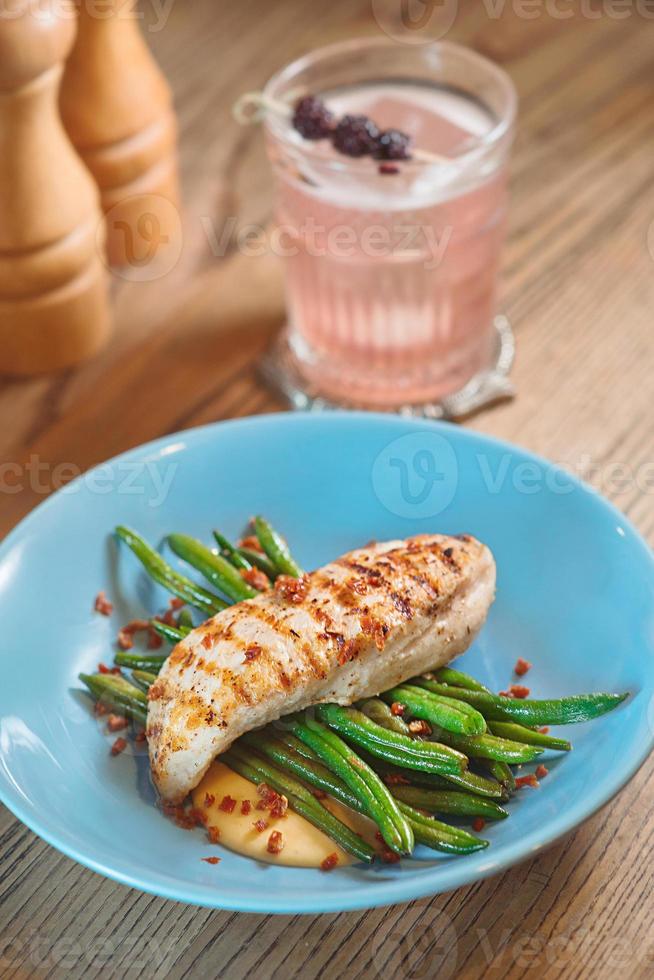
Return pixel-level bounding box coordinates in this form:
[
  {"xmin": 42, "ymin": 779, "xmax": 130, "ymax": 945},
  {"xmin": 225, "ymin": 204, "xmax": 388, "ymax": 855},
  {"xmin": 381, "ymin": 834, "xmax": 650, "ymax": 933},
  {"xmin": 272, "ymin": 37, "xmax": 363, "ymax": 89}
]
[{"xmin": 148, "ymin": 533, "xmax": 495, "ymax": 802}]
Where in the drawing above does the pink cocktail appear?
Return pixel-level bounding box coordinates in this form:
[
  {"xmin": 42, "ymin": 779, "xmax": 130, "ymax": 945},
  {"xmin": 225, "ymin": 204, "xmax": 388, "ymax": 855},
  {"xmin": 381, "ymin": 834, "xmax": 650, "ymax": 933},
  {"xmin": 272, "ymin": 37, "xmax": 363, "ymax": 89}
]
[{"xmin": 264, "ymin": 40, "xmax": 516, "ymax": 408}]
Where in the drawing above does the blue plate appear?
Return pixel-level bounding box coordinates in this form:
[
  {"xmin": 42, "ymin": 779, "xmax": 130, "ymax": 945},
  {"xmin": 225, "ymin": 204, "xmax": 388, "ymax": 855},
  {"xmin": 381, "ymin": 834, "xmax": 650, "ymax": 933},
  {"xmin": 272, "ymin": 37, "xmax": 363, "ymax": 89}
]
[{"xmin": 0, "ymin": 413, "xmax": 652, "ymax": 913}]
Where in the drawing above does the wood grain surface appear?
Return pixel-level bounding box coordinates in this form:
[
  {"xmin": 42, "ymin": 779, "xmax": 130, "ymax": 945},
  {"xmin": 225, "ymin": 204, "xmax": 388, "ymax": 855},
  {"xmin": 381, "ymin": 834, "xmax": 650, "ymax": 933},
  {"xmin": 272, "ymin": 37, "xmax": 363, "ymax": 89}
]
[{"xmin": 1, "ymin": 1, "xmax": 653, "ymax": 977}]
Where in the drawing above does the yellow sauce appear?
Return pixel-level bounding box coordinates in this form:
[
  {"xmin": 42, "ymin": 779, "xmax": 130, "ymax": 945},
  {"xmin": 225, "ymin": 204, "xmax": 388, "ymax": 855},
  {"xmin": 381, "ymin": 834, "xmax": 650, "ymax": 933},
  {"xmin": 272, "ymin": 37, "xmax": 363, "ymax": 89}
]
[{"xmin": 192, "ymin": 762, "xmax": 376, "ymax": 868}]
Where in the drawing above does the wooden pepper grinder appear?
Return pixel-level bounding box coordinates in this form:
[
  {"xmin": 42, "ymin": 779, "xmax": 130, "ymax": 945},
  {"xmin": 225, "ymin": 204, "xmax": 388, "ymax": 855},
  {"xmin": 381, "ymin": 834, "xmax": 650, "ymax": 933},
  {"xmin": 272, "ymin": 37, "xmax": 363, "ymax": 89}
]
[
  {"xmin": 0, "ymin": 0, "xmax": 111, "ymax": 376},
  {"xmin": 60, "ymin": 0, "xmax": 180, "ymax": 269}
]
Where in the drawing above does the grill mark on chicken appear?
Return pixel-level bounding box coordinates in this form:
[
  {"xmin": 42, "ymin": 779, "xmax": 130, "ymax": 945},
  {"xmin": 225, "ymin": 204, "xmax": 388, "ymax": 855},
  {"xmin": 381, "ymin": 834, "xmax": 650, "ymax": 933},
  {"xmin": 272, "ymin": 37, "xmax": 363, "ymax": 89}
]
[{"xmin": 148, "ymin": 533, "xmax": 496, "ymax": 802}]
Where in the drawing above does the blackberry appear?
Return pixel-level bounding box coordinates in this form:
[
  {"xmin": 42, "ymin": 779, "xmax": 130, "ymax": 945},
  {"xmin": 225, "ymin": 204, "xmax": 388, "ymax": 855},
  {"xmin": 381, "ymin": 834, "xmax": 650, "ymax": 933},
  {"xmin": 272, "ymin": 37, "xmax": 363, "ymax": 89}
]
[
  {"xmin": 373, "ymin": 128, "xmax": 412, "ymax": 161},
  {"xmin": 331, "ymin": 114, "xmax": 380, "ymax": 157},
  {"xmin": 292, "ymin": 96, "xmax": 334, "ymax": 140}
]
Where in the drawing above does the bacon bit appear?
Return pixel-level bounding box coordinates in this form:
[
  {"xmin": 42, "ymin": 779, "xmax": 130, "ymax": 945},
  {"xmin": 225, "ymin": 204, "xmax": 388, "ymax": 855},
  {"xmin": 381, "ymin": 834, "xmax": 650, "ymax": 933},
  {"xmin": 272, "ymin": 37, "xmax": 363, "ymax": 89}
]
[
  {"xmin": 498, "ymin": 689, "xmax": 514, "ymax": 698},
  {"xmin": 240, "ymin": 799, "xmax": 252, "ymax": 815},
  {"xmin": 535, "ymin": 764, "xmax": 549, "ymax": 779},
  {"xmin": 383, "ymin": 773, "xmax": 411, "ymax": 786},
  {"xmin": 320, "ymin": 853, "xmax": 339, "ymax": 872},
  {"xmin": 375, "ymin": 831, "xmax": 384, "ymax": 842},
  {"xmin": 135, "ymin": 731, "xmax": 147, "ymax": 743},
  {"xmin": 94, "ymin": 700, "xmax": 108, "ymax": 717},
  {"xmin": 107, "ymin": 714, "xmax": 128, "ymax": 732},
  {"xmin": 117, "ymin": 618, "xmax": 150, "ymax": 650},
  {"xmin": 408, "ymin": 719, "xmax": 432, "ymax": 736},
  {"xmin": 202, "ymin": 856, "xmax": 221, "ymax": 865},
  {"xmin": 390, "ymin": 702, "xmax": 405, "ymax": 716},
  {"xmin": 98, "ymin": 662, "xmax": 121, "ymax": 675},
  {"xmin": 538, "ymin": 726, "xmax": 550, "ymax": 734},
  {"xmin": 190, "ymin": 807, "xmax": 208, "ymax": 826},
  {"xmin": 244, "ymin": 644, "xmax": 262, "ymax": 662},
  {"xmin": 147, "ymin": 630, "xmax": 163, "ymax": 650},
  {"xmin": 207, "ymin": 825, "xmax": 221, "ymax": 843},
  {"xmin": 515, "ymin": 773, "xmax": 540, "ymax": 789},
  {"xmin": 169, "ymin": 597, "xmax": 185, "ymax": 610},
  {"xmin": 94, "ymin": 591, "xmax": 113, "ymax": 616},
  {"xmin": 472, "ymin": 817, "xmax": 486, "ymax": 832},
  {"xmin": 204, "ymin": 793, "xmax": 216, "ymax": 807},
  {"xmin": 257, "ymin": 783, "xmax": 279, "ymax": 804},
  {"xmin": 267, "ymin": 830, "xmax": 284, "ymax": 854},
  {"xmin": 219, "ymin": 795, "xmax": 237, "ymax": 813},
  {"xmin": 380, "ymin": 848, "xmax": 401, "ymax": 864},
  {"xmin": 110, "ymin": 737, "xmax": 127, "ymax": 756},
  {"xmin": 253, "ymin": 819, "xmax": 268, "ymax": 833},
  {"xmin": 509, "ymin": 685, "xmax": 530, "ymax": 699},
  {"xmin": 240, "ymin": 535, "xmax": 263, "ymax": 553},
  {"xmin": 241, "ymin": 567, "xmax": 271, "ymax": 591},
  {"xmin": 275, "ymin": 574, "xmax": 309, "ymax": 604},
  {"xmin": 270, "ymin": 794, "xmax": 288, "ymax": 819},
  {"xmin": 514, "ymin": 658, "xmax": 532, "ymax": 677}
]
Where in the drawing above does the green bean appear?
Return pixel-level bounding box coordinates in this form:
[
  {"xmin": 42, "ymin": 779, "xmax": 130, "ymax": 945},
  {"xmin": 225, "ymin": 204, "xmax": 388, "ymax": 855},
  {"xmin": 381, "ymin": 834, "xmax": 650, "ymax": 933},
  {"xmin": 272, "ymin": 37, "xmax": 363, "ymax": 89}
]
[
  {"xmin": 431, "ymin": 667, "xmax": 492, "ymax": 693},
  {"xmin": 481, "ymin": 759, "xmax": 516, "ymax": 793},
  {"xmin": 429, "ymin": 725, "xmax": 543, "ymax": 764},
  {"xmin": 149, "ymin": 620, "xmax": 189, "ymax": 644},
  {"xmin": 391, "ymin": 785, "xmax": 508, "ymax": 821},
  {"xmin": 237, "ymin": 547, "xmax": 278, "ymax": 581},
  {"xmin": 316, "ymin": 704, "xmax": 467, "ymax": 777},
  {"xmin": 177, "ymin": 609, "xmax": 194, "ymax": 630},
  {"xmin": 489, "ymin": 721, "xmax": 571, "ymax": 751},
  {"xmin": 253, "ymin": 516, "xmax": 304, "ymax": 577},
  {"xmin": 224, "ymin": 744, "xmax": 375, "ymax": 864},
  {"xmin": 79, "ymin": 672, "xmax": 148, "ymax": 726},
  {"xmin": 288, "ymin": 716, "xmax": 414, "ymax": 854},
  {"xmin": 361, "ymin": 754, "xmax": 508, "ymax": 800},
  {"xmin": 168, "ymin": 533, "xmax": 257, "ymax": 603},
  {"xmin": 413, "ymin": 678, "xmax": 627, "ymax": 725},
  {"xmin": 381, "ymin": 684, "xmax": 487, "ymax": 735},
  {"xmin": 130, "ymin": 670, "xmax": 157, "ymax": 694},
  {"xmin": 115, "ymin": 526, "xmax": 227, "ymax": 616},
  {"xmin": 394, "ymin": 802, "xmax": 488, "ymax": 854},
  {"xmin": 359, "ymin": 698, "xmax": 411, "ymax": 736},
  {"xmin": 213, "ymin": 531, "xmax": 252, "ymax": 571},
  {"xmin": 114, "ymin": 650, "xmax": 167, "ymax": 672}
]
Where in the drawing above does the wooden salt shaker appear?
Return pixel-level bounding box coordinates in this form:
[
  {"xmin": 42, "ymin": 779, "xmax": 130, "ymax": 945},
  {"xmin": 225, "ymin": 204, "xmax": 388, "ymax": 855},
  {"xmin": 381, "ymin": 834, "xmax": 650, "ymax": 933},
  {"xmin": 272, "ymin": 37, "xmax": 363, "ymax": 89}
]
[
  {"xmin": 0, "ymin": 0, "xmax": 111, "ymax": 376},
  {"xmin": 60, "ymin": 0, "xmax": 180, "ymax": 269}
]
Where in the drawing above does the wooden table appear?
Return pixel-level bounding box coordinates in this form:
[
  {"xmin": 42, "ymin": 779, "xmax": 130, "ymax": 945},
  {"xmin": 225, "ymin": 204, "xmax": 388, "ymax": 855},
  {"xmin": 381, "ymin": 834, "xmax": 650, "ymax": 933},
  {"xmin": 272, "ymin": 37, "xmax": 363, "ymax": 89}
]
[{"xmin": 1, "ymin": 2, "xmax": 653, "ymax": 977}]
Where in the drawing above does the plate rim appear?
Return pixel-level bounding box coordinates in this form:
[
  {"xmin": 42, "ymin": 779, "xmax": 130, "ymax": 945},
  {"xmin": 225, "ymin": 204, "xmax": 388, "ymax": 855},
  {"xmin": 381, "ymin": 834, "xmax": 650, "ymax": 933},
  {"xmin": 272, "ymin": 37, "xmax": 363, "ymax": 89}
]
[{"xmin": 0, "ymin": 411, "xmax": 652, "ymax": 913}]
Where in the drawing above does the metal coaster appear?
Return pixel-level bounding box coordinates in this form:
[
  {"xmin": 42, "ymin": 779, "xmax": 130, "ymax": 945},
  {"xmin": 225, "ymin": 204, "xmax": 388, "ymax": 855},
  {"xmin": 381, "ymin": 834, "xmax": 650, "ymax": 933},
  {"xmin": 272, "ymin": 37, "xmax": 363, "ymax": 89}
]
[{"xmin": 259, "ymin": 315, "xmax": 516, "ymax": 420}]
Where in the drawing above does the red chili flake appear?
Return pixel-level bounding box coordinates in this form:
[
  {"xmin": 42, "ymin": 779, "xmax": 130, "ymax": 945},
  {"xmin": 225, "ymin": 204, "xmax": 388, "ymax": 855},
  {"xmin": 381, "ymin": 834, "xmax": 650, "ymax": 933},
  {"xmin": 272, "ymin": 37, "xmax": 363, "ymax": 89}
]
[
  {"xmin": 219, "ymin": 795, "xmax": 237, "ymax": 813},
  {"xmin": 408, "ymin": 719, "xmax": 432, "ymax": 736},
  {"xmin": 253, "ymin": 819, "xmax": 268, "ymax": 833},
  {"xmin": 535, "ymin": 764, "xmax": 549, "ymax": 779},
  {"xmin": 241, "ymin": 567, "xmax": 271, "ymax": 591},
  {"xmin": 94, "ymin": 591, "xmax": 113, "ymax": 616},
  {"xmin": 383, "ymin": 773, "xmax": 411, "ymax": 786},
  {"xmin": 472, "ymin": 817, "xmax": 486, "ymax": 832},
  {"xmin": 509, "ymin": 685, "xmax": 530, "ymax": 699},
  {"xmin": 514, "ymin": 658, "xmax": 532, "ymax": 677},
  {"xmin": 275, "ymin": 574, "xmax": 309, "ymax": 604},
  {"xmin": 202, "ymin": 856, "xmax": 221, "ymax": 865},
  {"xmin": 110, "ymin": 737, "xmax": 127, "ymax": 756},
  {"xmin": 538, "ymin": 726, "xmax": 550, "ymax": 734},
  {"xmin": 204, "ymin": 793, "xmax": 216, "ymax": 807},
  {"xmin": 390, "ymin": 702, "xmax": 405, "ymax": 716},
  {"xmin": 515, "ymin": 773, "xmax": 540, "ymax": 789},
  {"xmin": 240, "ymin": 799, "xmax": 252, "ymax": 815},
  {"xmin": 239, "ymin": 535, "xmax": 263, "ymax": 553},
  {"xmin": 380, "ymin": 849, "xmax": 401, "ymax": 864},
  {"xmin": 267, "ymin": 830, "xmax": 284, "ymax": 854},
  {"xmin": 207, "ymin": 826, "xmax": 221, "ymax": 843},
  {"xmin": 244, "ymin": 644, "xmax": 262, "ymax": 662},
  {"xmin": 107, "ymin": 714, "xmax": 128, "ymax": 732},
  {"xmin": 320, "ymin": 853, "xmax": 339, "ymax": 871}
]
